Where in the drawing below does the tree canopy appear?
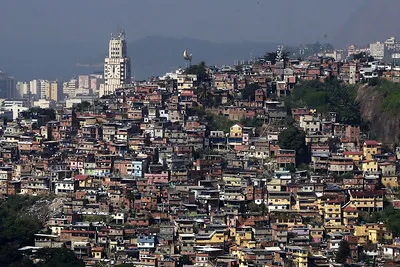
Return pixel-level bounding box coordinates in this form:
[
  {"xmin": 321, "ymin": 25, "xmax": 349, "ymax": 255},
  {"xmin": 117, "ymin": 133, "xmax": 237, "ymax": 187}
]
[
  {"xmin": 21, "ymin": 107, "xmax": 56, "ymax": 121},
  {"xmin": 278, "ymin": 126, "xmax": 309, "ymax": 165},
  {"xmin": 35, "ymin": 248, "xmax": 85, "ymax": 267},
  {"xmin": 73, "ymin": 101, "xmax": 91, "ymax": 112},
  {"xmin": 372, "ymin": 78, "xmax": 400, "ymax": 114},
  {"xmin": 185, "ymin": 61, "xmax": 209, "ymax": 84},
  {"xmin": 289, "ymin": 79, "xmax": 362, "ymax": 125},
  {"xmin": 361, "ymin": 203, "xmax": 400, "ymax": 237},
  {"xmin": 241, "ymin": 83, "xmax": 260, "ymax": 101},
  {"xmin": 335, "ymin": 240, "xmax": 351, "ymax": 264},
  {"xmin": 263, "ymin": 51, "xmax": 289, "ymax": 65},
  {"xmin": 206, "ymin": 113, "xmax": 234, "ymax": 133},
  {"xmin": 0, "ymin": 196, "xmax": 42, "ymax": 266},
  {"xmin": 353, "ymin": 52, "xmax": 374, "ymax": 63}
]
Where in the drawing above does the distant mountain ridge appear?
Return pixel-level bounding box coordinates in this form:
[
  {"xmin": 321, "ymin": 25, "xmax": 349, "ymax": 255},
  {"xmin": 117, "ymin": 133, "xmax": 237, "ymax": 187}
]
[
  {"xmin": 0, "ymin": 36, "xmax": 278, "ymax": 81},
  {"xmin": 129, "ymin": 36, "xmax": 278, "ymax": 80},
  {"xmin": 334, "ymin": 0, "xmax": 400, "ymax": 47}
]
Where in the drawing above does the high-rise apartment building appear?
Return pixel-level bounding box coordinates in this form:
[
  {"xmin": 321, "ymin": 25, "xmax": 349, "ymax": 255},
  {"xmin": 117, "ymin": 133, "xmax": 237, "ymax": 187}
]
[
  {"xmin": 63, "ymin": 77, "xmax": 78, "ymax": 99},
  {"xmin": 29, "ymin": 79, "xmax": 49, "ymax": 99},
  {"xmin": 101, "ymin": 30, "xmax": 131, "ymax": 97},
  {"xmin": 78, "ymin": 75, "xmax": 90, "ymax": 89},
  {"xmin": 347, "ymin": 44, "xmax": 356, "ymax": 57},
  {"xmin": 369, "ymin": 42, "xmax": 385, "ymax": 60},
  {"xmin": 45, "ymin": 81, "xmax": 62, "ymax": 102},
  {"xmin": 16, "ymin": 82, "xmax": 30, "ymax": 98},
  {"xmin": 385, "ymin": 36, "xmax": 397, "ymax": 51},
  {"xmin": 90, "ymin": 78, "xmax": 99, "ymax": 91},
  {"xmin": 0, "ymin": 71, "xmax": 16, "ymax": 99},
  {"xmin": 29, "ymin": 80, "xmax": 39, "ymax": 97}
]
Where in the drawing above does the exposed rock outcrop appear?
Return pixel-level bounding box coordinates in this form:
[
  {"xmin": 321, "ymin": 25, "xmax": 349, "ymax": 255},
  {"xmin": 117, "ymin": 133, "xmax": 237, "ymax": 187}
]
[{"xmin": 357, "ymin": 84, "xmax": 400, "ymax": 145}]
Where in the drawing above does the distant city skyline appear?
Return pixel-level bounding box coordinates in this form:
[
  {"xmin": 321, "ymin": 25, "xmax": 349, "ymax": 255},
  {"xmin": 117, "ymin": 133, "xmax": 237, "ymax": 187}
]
[
  {"xmin": 1, "ymin": 0, "xmax": 400, "ymax": 81},
  {"xmin": 0, "ymin": 0, "xmax": 366, "ymax": 45}
]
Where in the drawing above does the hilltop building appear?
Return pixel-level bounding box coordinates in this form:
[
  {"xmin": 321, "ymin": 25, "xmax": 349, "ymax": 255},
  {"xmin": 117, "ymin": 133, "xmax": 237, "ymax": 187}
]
[{"xmin": 101, "ymin": 29, "xmax": 131, "ymax": 97}]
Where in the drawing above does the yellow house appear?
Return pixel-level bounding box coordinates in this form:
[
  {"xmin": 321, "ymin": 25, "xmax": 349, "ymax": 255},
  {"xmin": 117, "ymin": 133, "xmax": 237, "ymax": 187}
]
[
  {"xmin": 363, "ymin": 140, "xmax": 381, "ymax": 160},
  {"xmin": 236, "ymin": 248, "xmax": 277, "ymax": 267},
  {"xmin": 324, "ymin": 225, "xmax": 346, "ymax": 234},
  {"xmin": 295, "ymin": 192, "xmax": 317, "ymax": 211},
  {"xmin": 91, "ymin": 247, "xmax": 104, "ymax": 259},
  {"xmin": 78, "ymin": 116, "xmax": 97, "ymax": 128},
  {"xmin": 274, "ymin": 214, "xmax": 302, "ymax": 228},
  {"xmin": 343, "ymin": 151, "xmax": 363, "ymax": 165},
  {"xmin": 342, "ymin": 205, "xmax": 358, "ymax": 226},
  {"xmin": 229, "ymin": 227, "xmax": 237, "ymax": 239},
  {"xmin": 223, "ymin": 174, "xmax": 242, "ymax": 187},
  {"xmin": 317, "ymin": 198, "xmax": 325, "ymax": 216},
  {"xmin": 285, "ymin": 246, "xmax": 308, "ymax": 267},
  {"xmin": 324, "ymin": 200, "xmax": 342, "ymax": 226},
  {"xmin": 75, "ymin": 175, "xmax": 93, "ymax": 188},
  {"xmin": 235, "ymin": 227, "xmax": 253, "ymax": 247},
  {"xmin": 354, "ymin": 223, "xmax": 392, "ymax": 245},
  {"xmin": 382, "ymin": 176, "xmax": 398, "ymax": 188},
  {"xmin": 309, "ymin": 225, "xmax": 324, "ymax": 243},
  {"xmin": 229, "ymin": 123, "xmax": 243, "ymax": 138},
  {"xmin": 267, "ymin": 178, "xmax": 282, "ymax": 192},
  {"xmin": 362, "ymin": 160, "xmax": 378, "ymax": 173},
  {"xmin": 196, "ymin": 230, "xmax": 226, "ymax": 246},
  {"xmin": 349, "ymin": 190, "xmax": 384, "ymax": 212},
  {"xmin": 268, "ymin": 192, "xmax": 291, "ymax": 211}
]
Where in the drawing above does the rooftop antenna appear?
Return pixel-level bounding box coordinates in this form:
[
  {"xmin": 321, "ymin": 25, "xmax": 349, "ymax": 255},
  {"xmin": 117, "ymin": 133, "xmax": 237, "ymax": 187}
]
[
  {"xmin": 183, "ymin": 50, "xmax": 193, "ymax": 69},
  {"xmin": 119, "ymin": 28, "xmax": 126, "ymax": 40},
  {"xmin": 276, "ymin": 45, "xmax": 284, "ymax": 62}
]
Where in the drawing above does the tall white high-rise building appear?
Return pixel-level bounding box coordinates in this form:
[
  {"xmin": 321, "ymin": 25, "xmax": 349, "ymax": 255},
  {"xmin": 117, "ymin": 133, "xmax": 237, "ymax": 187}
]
[
  {"xmin": 39, "ymin": 80, "xmax": 48, "ymax": 99},
  {"xmin": 16, "ymin": 82, "xmax": 30, "ymax": 98},
  {"xmin": 29, "ymin": 80, "xmax": 39, "ymax": 96},
  {"xmin": 63, "ymin": 77, "xmax": 78, "ymax": 99},
  {"xmin": 30, "ymin": 79, "xmax": 48, "ymax": 99},
  {"xmin": 369, "ymin": 41, "xmax": 385, "ymax": 60},
  {"xmin": 101, "ymin": 30, "xmax": 131, "ymax": 97}
]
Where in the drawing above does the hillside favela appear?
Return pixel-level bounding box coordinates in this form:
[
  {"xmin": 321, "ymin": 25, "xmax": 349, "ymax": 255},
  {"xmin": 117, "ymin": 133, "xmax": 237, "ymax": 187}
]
[{"xmin": 4, "ymin": 2, "xmax": 400, "ymax": 267}]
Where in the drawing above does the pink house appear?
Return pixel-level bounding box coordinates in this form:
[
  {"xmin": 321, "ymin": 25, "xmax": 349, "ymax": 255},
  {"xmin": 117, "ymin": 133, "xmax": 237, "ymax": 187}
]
[{"xmin": 145, "ymin": 171, "xmax": 170, "ymax": 185}]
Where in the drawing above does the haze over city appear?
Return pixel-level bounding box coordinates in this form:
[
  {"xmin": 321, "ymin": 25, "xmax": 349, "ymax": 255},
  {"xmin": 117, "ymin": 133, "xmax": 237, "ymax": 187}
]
[
  {"xmin": 2, "ymin": 1, "xmax": 400, "ymax": 266},
  {"xmin": 1, "ymin": 0, "xmax": 399, "ymax": 80}
]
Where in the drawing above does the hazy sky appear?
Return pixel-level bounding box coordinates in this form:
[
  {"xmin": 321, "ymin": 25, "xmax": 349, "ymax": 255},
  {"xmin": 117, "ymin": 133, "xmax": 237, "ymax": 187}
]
[
  {"xmin": 1, "ymin": 0, "xmax": 376, "ymax": 80},
  {"xmin": 1, "ymin": 0, "xmax": 366, "ymax": 45}
]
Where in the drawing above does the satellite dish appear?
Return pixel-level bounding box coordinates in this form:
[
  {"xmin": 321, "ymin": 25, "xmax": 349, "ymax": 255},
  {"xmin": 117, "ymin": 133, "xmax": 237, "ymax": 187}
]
[
  {"xmin": 183, "ymin": 50, "xmax": 193, "ymax": 61},
  {"xmin": 183, "ymin": 50, "xmax": 193, "ymax": 68}
]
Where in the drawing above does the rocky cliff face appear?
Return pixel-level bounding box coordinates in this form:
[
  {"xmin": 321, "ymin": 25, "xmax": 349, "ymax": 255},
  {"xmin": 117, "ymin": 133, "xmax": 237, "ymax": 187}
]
[{"xmin": 357, "ymin": 85, "xmax": 400, "ymax": 145}]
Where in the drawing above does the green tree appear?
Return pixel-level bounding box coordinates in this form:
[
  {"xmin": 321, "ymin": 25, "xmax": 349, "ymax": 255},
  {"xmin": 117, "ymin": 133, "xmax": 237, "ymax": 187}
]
[
  {"xmin": 240, "ymin": 117, "xmax": 263, "ymax": 128},
  {"xmin": 20, "ymin": 107, "xmax": 56, "ymax": 121},
  {"xmin": 263, "ymin": 51, "xmax": 289, "ymax": 65},
  {"xmin": 206, "ymin": 113, "xmax": 235, "ymax": 133},
  {"xmin": 241, "ymin": 83, "xmax": 260, "ymax": 101},
  {"xmin": 197, "ymin": 84, "xmax": 212, "ymax": 105},
  {"xmin": 247, "ymin": 202, "xmax": 261, "ymax": 212},
  {"xmin": 186, "ymin": 61, "xmax": 209, "ymax": 84},
  {"xmin": 73, "ymin": 101, "xmax": 91, "ymax": 112},
  {"xmin": 35, "ymin": 248, "xmax": 85, "ymax": 267},
  {"xmin": 372, "ymin": 79, "xmax": 400, "ymax": 114},
  {"xmin": 0, "ymin": 196, "xmax": 43, "ymax": 266},
  {"xmin": 335, "ymin": 240, "xmax": 351, "ymax": 264},
  {"xmin": 365, "ymin": 204, "xmax": 400, "ymax": 237},
  {"xmin": 278, "ymin": 126, "xmax": 309, "ymax": 164},
  {"xmin": 289, "ymin": 79, "xmax": 362, "ymax": 125},
  {"xmin": 328, "ymin": 137, "xmax": 340, "ymax": 153},
  {"xmin": 353, "ymin": 52, "xmax": 374, "ymax": 63},
  {"xmin": 178, "ymin": 255, "xmax": 192, "ymax": 267},
  {"xmin": 264, "ymin": 52, "xmax": 278, "ymax": 64}
]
